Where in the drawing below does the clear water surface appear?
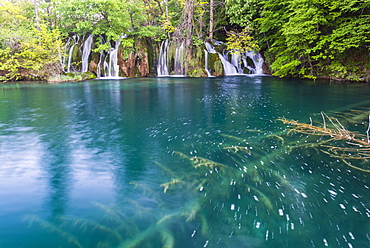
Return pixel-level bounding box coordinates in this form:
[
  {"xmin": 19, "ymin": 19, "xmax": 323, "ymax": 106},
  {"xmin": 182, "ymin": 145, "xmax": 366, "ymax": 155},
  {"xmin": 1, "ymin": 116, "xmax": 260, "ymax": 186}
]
[{"xmin": 0, "ymin": 76, "xmax": 369, "ymax": 248}]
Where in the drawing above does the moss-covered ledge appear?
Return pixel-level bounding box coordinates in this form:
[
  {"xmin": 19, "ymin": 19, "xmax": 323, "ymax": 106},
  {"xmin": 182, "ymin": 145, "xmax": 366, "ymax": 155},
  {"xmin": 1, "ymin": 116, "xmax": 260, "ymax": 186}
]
[{"xmin": 47, "ymin": 72, "xmax": 96, "ymax": 83}]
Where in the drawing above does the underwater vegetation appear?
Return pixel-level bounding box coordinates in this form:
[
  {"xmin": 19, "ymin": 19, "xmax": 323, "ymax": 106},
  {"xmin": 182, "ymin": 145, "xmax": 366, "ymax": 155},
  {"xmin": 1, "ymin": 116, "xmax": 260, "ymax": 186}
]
[
  {"xmin": 279, "ymin": 110, "xmax": 370, "ymax": 172},
  {"xmin": 25, "ymin": 108, "xmax": 370, "ymax": 248}
]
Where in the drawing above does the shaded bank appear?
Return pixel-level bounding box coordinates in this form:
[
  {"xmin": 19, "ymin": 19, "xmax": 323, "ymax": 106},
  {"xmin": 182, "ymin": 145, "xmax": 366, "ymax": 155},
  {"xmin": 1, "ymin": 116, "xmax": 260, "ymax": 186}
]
[{"xmin": 3, "ymin": 35, "xmax": 368, "ymax": 83}]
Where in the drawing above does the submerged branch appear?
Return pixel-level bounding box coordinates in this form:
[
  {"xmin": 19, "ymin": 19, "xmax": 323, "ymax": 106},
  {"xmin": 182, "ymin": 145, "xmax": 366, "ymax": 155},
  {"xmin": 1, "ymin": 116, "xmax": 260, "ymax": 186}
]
[{"xmin": 278, "ymin": 113, "xmax": 370, "ymax": 172}]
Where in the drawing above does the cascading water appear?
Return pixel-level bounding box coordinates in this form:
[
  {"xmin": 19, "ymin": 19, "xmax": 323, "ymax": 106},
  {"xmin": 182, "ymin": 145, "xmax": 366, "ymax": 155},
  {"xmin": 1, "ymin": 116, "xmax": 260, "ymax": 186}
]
[
  {"xmin": 204, "ymin": 42, "xmax": 264, "ymax": 76},
  {"xmin": 204, "ymin": 49, "xmax": 213, "ymax": 77},
  {"xmin": 96, "ymin": 38, "xmax": 106, "ymax": 78},
  {"xmin": 62, "ymin": 34, "xmax": 94, "ymax": 73},
  {"xmin": 205, "ymin": 42, "xmax": 237, "ymax": 76},
  {"xmin": 231, "ymin": 52, "xmax": 244, "ymax": 74},
  {"xmin": 61, "ymin": 35, "xmax": 263, "ymax": 78},
  {"xmin": 157, "ymin": 40, "xmax": 169, "ymax": 76},
  {"xmin": 174, "ymin": 42, "xmax": 185, "ymax": 76},
  {"xmin": 228, "ymin": 51, "xmax": 265, "ymax": 75},
  {"xmin": 157, "ymin": 40, "xmax": 186, "ymax": 77},
  {"xmin": 66, "ymin": 34, "xmax": 79, "ymax": 73},
  {"xmin": 205, "ymin": 42, "xmax": 217, "ymax": 54},
  {"xmin": 97, "ymin": 34, "xmax": 126, "ymax": 79},
  {"xmin": 98, "ymin": 40, "xmax": 121, "ymax": 78},
  {"xmin": 245, "ymin": 51, "xmax": 264, "ymax": 74},
  {"xmin": 60, "ymin": 39, "xmax": 70, "ymax": 72},
  {"xmin": 81, "ymin": 35, "xmax": 94, "ymax": 72},
  {"xmin": 108, "ymin": 40, "xmax": 121, "ymax": 78},
  {"xmin": 219, "ymin": 53, "xmax": 238, "ymax": 75}
]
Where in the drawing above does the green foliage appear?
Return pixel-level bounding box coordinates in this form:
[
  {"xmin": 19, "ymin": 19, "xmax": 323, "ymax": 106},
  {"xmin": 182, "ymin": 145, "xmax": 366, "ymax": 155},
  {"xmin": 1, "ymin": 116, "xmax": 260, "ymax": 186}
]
[
  {"xmin": 55, "ymin": 0, "xmax": 131, "ymax": 39},
  {"xmin": 54, "ymin": 0, "xmax": 167, "ymax": 55},
  {"xmin": 0, "ymin": 1, "xmax": 62, "ymax": 82},
  {"xmin": 225, "ymin": 0, "xmax": 262, "ymax": 28},
  {"xmin": 226, "ymin": 27, "xmax": 259, "ymax": 53},
  {"xmin": 192, "ymin": 36, "xmax": 204, "ymax": 47},
  {"xmin": 226, "ymin": 0, "xmax": 370, "ymax": 81},
  {"xmin": 0, "ymin": 0, "xmax": 27, "ymax": 25},
  {"xmin": 54, "ymin": 0, "xmax": 168, "ymax": 40},
  {"xmin": 0, "ymin": 25, "xmax": 62, "ymax": 82},
  {"xmin": 1, "ymin": 0, "xmax": 369, "ymax": 81},
  {"xmin": 120, "ymin": 37, "xmax": 135, "ymax": 60},
  {"xmin": 270, "ymin": 57, "xmax": 302, "ymax": 78},
  {"xmin": 48, "ymin": 71, "xmax": 96, "ymax": 83},
  {"xmin": 0, "ymin": 0, "xmax": 31, "ymax": 49}
]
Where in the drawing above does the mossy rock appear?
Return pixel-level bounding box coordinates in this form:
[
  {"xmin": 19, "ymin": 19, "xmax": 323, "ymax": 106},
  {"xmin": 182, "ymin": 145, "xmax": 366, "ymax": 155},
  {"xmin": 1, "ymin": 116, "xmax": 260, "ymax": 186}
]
[
  {"xmin": 213, "ymin": 60, "xmax": 224, "ymax": 76},
  {"xmin": 187, "ymin": 68, "xmax": 207, "ymax": 77},
  {"xmin": 47, "ymin": 71, "xmax": 96, "ymax": 83}
]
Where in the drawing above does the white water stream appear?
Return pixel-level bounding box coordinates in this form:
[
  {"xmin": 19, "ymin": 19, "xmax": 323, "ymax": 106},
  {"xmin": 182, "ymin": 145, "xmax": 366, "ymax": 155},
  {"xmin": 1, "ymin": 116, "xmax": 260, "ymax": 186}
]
[
  {"xmin": 157, "ymin": 40, "xmax": 169, "ymax": 76},
  {"xmin": 66, "ymin": 34, "xmax": 79, "ymax": 73},
  {"xmin": 204, "ymin": 42, "xmax": 264, "ymax": 76},
  {"xmin": 81, "ymin": 35, "xmax": 94, "ymax": 72}
]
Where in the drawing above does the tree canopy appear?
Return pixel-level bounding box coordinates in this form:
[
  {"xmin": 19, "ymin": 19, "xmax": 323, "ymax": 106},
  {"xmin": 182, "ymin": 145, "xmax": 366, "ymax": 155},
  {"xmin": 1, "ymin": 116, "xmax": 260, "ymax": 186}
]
[
  {"xmin": 0, "ymin": 0, "xmax": 62, "ymax": 81},
  {"xmin": 0, "ymin": 0, "xmax": 369, "ymax": 81},
  {"xmin": 226, "ymin": 0, "xmax": 370, "ymax": 80}
]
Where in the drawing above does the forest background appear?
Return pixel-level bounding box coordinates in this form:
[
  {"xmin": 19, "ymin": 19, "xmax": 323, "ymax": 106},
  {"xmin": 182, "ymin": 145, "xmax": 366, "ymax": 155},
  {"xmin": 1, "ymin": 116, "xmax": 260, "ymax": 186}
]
[{"xmin": 0, "ymin": 0, "xmax": 369, "ymax": 82}]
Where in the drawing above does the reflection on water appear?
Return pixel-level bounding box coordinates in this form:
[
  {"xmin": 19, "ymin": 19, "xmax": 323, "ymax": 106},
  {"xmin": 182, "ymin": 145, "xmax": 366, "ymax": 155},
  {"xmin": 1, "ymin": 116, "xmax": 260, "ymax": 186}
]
[{"xmin": 0, "ymin": 77, "xmax": 370, "ymax": 247}]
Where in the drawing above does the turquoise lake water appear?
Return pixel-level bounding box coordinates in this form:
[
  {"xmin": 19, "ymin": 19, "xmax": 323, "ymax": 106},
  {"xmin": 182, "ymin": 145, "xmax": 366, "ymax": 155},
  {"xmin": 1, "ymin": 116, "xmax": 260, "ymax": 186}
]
[{"xmin": 0, "ymin": 76, "xmax": 369, "ymax": 248}]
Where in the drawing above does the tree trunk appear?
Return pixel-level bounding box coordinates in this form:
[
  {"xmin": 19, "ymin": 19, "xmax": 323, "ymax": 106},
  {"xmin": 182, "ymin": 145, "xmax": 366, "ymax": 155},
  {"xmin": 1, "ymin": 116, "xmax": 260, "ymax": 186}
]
[
  {"xmin": 184, "ymin": 0, "xmax": 194, "ymax": 75},
  {"xmin": 209, "ymin": 0, "xmax": 214, "ymax": 40},
  {"xmin": 33, "ymin": 0, "xmax": 40, "ymax": 31},
  {"xmin": 165, "ymin": 0, "xmax": 168, "ymax": 21}
]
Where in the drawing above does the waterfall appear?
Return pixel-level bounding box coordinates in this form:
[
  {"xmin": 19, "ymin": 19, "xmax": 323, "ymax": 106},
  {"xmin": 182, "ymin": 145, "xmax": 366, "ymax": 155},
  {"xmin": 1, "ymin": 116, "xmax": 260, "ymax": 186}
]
[
  {"xmin": 157, "ymin": 40, "xmax": 186, "ymax": 77},
  {"xmin": 60, "ymin": 38, "xmax": 70, "ymax": 72},
  {"xmin": 96, "ymin": 36, "xmax": 107, "ymax": 78},
  {"xmin": 204, "ymin": 42, "xmax": 218, "ymax": 76},
  {"xmin": 229, "ymin": 51, "xmax": 264, "ymax": 75},
  {"xmin": 245, "ymin": 51, "xmax": 264, "ymax": 74},
  {"xmin": 205, "ymin": 42, "xmax": 217, "ymax": 53},
  {"xmin": 204, "ymin": 49, "xmax": 213, "ymax": 77},
  {"xmin": 107, "ymin": 40, "xmax": 121, "ymax": 78},
  {"xmin": 97, "ymin": 50, "xmax": 104, "ymax": 78},
  {"xmin": 219, "ymin": 53, "xmax": 238, "ymax": 75},
  {"xmin": 103, "ymin": 53, "xmax": 109, "ymax": 77},
  {"xmin": 228, "ymin": 51, "xmax": 265, "ymax": 75},
  {"xmin": 204, "ymin": 42, "xmax": 264, "ymax": 76},
  {"xmin": 157, "ymin": 40, "xmax": 169, "ymax": 76},
  {"xmin": 61, "ymin": 33, "xmax": 126, "ymax": 78},
  {"xmin": 81, "ymin": 35, "xmax": 94, "ymax": 72},
  {"xmin": 231, "ymin": 52, "xmax": 245, "ymax": 74},
  {"xmin": 174, "ymin": 42, "xmax": 184, "ymax": 75},
  {"xmin": 96, "ymin": 39, "xmax": 122, "ymax": 79},
  {"xmin": 66, "ymin": 34, "xmax": 79, "ymax": 73},
  {"xmin": 205, "ymin": 42, "xmax": 238, "ymax": 76}
]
